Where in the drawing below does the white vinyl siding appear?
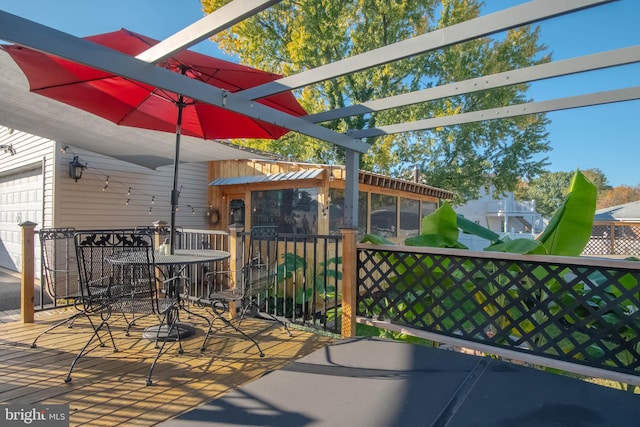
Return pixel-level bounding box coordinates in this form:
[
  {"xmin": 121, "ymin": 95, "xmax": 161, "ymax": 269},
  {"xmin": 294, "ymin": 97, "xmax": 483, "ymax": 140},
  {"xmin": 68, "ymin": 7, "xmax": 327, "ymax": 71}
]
[
  {"xmin": 54, "ymin": 147, "xmax": 209, "ymax": 230},
  {"xmin": 0, "ymin": 126, "xmax": 211, "ymax": 271},
  {"xmin": 0, "ymin": 126, "xmax": 53, "ymax": 271}
]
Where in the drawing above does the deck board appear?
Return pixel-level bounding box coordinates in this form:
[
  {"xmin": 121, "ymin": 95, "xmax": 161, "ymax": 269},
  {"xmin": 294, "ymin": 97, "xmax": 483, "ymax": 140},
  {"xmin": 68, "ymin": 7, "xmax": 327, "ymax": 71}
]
[{"xmin": 0, "ymin": 308, "xmax": 335, "ymax": 426}]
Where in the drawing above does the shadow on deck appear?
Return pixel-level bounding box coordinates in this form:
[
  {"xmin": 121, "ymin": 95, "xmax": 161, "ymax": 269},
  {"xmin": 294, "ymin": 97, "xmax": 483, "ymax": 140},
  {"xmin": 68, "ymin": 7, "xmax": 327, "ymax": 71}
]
[{"xmin": 0, "ymin": 308, "xmax": 335, "ymax": 426}]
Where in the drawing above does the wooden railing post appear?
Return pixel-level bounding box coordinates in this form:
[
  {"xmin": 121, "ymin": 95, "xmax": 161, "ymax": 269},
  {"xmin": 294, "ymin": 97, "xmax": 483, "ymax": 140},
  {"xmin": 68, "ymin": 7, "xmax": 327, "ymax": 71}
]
[
  {"xmin": 20, "ymin": 221, "xmax": 37, "ymax": 323},
  {"xmin": 609, "ymin": 224, "xmax": 616, "ymax": 255},
  {"xmin": 228, "ymin": 224, "xmax": 244, "ymax": 319},
  {"xmin": 151, "ymin": 220, "xmax": 169, "ymax": 293},
  {"xmin": 152, "ymin": 220, "xmax": 168, "ymax": 249},
  {"xmin": 340, "ymin": 227, "xmax": 357, "ymax": 338}
]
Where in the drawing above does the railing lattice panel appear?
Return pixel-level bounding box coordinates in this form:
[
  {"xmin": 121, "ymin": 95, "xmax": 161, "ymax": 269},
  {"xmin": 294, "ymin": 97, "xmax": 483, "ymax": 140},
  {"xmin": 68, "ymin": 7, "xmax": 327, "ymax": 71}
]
[{"xmin": 357, "ymin": 246, "xmax": 640, "ymax": 376}]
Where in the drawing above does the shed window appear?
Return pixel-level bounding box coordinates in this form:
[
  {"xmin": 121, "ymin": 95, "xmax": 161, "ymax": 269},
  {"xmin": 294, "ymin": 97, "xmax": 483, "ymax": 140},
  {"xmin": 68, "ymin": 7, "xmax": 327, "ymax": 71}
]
[
  {"xmin": 421, "ymin": 201, "xmax": 437, "ymax": 219},
  {"xmin": 252, "ymin": 188, "xmax": 318, "ymax": 234},
  {"xmin": 399, "ymin": 198, "xmax": 420, "ymax": 237},
  {"xmin": 328, "ymin": 188, "xmax": 367, "ymax": 237},
  {"xmin": 371, "ymin": 193, "xmax": 397, "ymax": 237}
]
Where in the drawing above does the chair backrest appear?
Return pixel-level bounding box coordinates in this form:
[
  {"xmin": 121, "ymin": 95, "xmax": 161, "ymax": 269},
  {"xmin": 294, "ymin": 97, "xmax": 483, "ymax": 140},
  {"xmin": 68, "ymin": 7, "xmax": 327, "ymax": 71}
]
[
  {"xmin": 74, "ymin": 230, "xmax": 156, "ymax": 310},
  {"xmin": 245, "ymin": 226, "xmax": 279, "ymax": 296},
  {"xmin": 39, "ymin": 227, "xmax": 79, "ymax": 301}
]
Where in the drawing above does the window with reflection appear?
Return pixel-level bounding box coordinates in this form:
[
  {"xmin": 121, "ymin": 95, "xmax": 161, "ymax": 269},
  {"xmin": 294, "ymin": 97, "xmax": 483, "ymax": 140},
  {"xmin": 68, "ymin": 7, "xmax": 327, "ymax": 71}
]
[
  {"xmin": 370, "ymin": 193, "xmax": 397, "ymax": 237},
  {"xmin": 252, "ymin": 188, "xmax": 318, "ymax": 234},
  {"xmin": 328, "ymin": 188, "xmax": 367, "ymax": 237},
  {"xmin": 421, "ymin": 201, "xmax": 437, "ymax": 219},
  {"xmin": 399, "ymin": 198, "xmax": 420, "ymax": 237}
]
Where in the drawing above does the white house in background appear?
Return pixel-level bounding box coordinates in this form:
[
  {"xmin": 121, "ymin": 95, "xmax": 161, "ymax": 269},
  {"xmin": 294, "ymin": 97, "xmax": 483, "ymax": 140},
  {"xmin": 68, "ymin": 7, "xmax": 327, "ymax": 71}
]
[{"xmin": 454, "ymin": 188, "xmax": 546, "ymax": 250}]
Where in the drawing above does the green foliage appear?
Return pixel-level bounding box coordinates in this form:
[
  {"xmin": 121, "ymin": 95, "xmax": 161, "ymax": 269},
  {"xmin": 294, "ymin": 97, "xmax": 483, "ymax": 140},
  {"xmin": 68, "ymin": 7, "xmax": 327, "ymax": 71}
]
[
  {"xmin": 515, "ymin": 171, "xmax": 573, "ymax": 218},
  {"xmin": 404, "ymin": 202, "xmax": 468, "ymax": 249},
  {"xmin": 516, "ymin": 168, "xmax": 608, "ymax": 218},
  {"xmin": 484, "ymin": 237, "xmax": 545, "ymax": 254},
  {"xmin": 275, "ymin": 251, "xmax": 343, "ymax": 309},
  {"xmin": 457, "ymin": 214, "xmax": 500, "ymax": 242},
  {"xmin": 201, "ymin": 0, "xmax": 551, "ymax": 202},
  {"xmin": 536, "ymin": 170, "xmax": 597, "ymax": 256},
  {"xmin": 420, "ymin": 202, "xmax": 459, "ymax": 241}
]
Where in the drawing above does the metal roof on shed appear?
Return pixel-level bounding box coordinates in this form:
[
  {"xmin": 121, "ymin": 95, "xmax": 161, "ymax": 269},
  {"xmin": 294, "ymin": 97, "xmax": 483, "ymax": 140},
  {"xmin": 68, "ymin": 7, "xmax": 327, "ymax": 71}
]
[{"xmin": 209, "ymin": 169, "xmax": 324, "ymax": 186}]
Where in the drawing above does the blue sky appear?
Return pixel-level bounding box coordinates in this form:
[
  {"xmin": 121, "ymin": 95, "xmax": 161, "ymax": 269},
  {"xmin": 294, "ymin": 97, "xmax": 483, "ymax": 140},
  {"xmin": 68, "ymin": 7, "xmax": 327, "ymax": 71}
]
[{"xmin": 1, "ymin": 0, "xmax": 638, "ymax": 187}]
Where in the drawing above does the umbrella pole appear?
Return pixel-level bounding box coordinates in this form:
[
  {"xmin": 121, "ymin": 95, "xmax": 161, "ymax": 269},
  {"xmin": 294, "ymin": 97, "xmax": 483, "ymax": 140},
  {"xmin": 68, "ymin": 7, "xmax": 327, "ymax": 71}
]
[{"xmin": 169, "ymin": 95, "xmax": 184, "ymax": 255}]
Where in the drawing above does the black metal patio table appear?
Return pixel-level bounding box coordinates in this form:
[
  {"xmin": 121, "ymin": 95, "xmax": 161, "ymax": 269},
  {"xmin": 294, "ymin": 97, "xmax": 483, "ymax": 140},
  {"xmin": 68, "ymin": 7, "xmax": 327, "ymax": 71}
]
[{"xmin": 108, "ymin": 249, "xmax": 230, "ymax": 340}]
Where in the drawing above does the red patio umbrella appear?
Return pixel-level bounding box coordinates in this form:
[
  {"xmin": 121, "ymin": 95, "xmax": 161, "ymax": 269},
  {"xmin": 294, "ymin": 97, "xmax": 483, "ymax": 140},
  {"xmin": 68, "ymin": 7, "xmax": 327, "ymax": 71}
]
[{"xmin": 2, "ymin": 29, "xmax": 307, "ymax": 251}]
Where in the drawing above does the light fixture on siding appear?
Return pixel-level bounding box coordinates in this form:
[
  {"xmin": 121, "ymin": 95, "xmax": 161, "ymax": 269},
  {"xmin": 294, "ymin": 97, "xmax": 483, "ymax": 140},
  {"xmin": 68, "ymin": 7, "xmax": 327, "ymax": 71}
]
[
  {"xmin": 0, "ymin": 144, "xmax": 16, "ymax": 155},
  {"xmin": 68, "ymin": 156, "xmax": 86, "ymax": 182}
]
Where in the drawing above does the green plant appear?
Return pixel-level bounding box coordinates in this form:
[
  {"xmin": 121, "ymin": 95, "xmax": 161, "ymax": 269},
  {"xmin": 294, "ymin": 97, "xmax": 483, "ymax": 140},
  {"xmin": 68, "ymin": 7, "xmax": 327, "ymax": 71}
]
[{"xmin": 274, "ymin": 252, "xmax": 343, "ymax": 321}]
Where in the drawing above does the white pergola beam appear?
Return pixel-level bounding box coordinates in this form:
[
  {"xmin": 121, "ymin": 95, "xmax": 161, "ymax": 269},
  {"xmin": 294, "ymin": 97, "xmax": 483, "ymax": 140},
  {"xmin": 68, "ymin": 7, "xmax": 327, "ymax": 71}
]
[
  {"xmin": 136, "ymin": 0, "xmax": 282, "ymax": 64},
  {"xmin": 346, "ymin": 87, "xmax": 640, "ymax": 138},
  {"xmin": 307, "ymin": 45, "xmax": 640, "ymax": 123},
  {"xmin": 237, "ymin": 0, "xmax": 615, "ymax": 100},
  {"xmin": 0, "ymin": 11, "xmax": 369, "ymax": 153}
]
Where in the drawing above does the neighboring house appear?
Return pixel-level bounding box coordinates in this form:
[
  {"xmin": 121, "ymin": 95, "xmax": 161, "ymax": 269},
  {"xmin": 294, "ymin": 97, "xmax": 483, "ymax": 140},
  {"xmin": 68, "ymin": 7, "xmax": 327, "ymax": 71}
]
[
  {"xmin": 455, "ymin": 188, "xmax": 546, "ymax": 251},
  {"xmin": 594, "ymin": 200, "xmax": 640, "ymax": 222},
  {"xmin": 455, "ymin": 188, "xmax": 546, "ymax": 234}
]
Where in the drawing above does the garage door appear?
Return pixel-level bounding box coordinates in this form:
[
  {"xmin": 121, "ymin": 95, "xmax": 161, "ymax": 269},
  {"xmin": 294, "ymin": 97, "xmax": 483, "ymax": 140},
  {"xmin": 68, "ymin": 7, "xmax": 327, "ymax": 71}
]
[{"xmin": 0, "ymin": 167, "xmax": 42, "ymax": 271}]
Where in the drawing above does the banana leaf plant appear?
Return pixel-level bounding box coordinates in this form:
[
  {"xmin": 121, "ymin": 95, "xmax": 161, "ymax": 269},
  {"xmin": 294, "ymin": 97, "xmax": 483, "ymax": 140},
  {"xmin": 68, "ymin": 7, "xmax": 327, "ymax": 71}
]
[
  {"xmin": 275, "ymin": 252, "xmax": 343, "ymax": 312},
  {"xmin": 363, "ymin": 169, "xmax": 597, "ymax": 255}
]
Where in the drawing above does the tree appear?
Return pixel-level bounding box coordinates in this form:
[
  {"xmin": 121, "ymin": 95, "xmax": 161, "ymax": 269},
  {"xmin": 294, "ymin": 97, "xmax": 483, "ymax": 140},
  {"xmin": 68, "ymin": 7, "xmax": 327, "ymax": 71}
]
[
  {"xmin": 516, "ymin": 168, "xmax": 610, "ymax": 218},
  {"xmin": 201, "ymin": 0, "xmax": 551, "ymax": 202},
  {"xmin": 516, "ymin": 171, "xmax": 573, "ymax": 218},
  {"xmin": 597, "ymin": 185, "xmax": 640, "ymax": 209}
]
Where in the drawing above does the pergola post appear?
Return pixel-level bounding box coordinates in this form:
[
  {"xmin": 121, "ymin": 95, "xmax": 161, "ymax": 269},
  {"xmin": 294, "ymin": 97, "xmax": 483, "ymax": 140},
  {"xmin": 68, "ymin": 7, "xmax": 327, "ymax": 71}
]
[
  {"xmin": 340, "ymin": 227, "xmax": 358, "ymax": 338},
  {"xmin": 228, "ymin": 224, "xmax": 244, "ymax": 319},
  {"xmin": 20, "ymin": 221, "xmax": 37, "ymax": 323},
  {"xmin": 343, "ymin": 148, "xmax": 359, "ymax": 229}
]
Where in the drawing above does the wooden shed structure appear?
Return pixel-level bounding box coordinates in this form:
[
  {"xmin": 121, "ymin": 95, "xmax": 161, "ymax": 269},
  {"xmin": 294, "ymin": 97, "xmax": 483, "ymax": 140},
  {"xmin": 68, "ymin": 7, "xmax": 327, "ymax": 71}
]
[{"xmin": 207, "ymin": 160, "xmax": 453, "ymax": 241}]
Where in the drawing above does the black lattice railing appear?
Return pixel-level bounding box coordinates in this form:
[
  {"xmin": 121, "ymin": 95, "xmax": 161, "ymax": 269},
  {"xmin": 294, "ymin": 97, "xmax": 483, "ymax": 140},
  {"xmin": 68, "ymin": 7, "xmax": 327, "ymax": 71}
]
[{"xmin": 357, "ymin": 244, "xmax": 640, "ymax": 378}]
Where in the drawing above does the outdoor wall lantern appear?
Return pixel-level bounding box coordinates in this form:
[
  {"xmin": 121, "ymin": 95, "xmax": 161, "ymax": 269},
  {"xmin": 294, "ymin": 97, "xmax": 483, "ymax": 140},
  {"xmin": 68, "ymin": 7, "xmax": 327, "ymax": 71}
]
[
  {"xmin": 0, "ymin": 144, "xmax": 16, "ymax": 155},
  {"xmin": 68, "ymin": 156, "xmax": 87, "ymax": 182}
]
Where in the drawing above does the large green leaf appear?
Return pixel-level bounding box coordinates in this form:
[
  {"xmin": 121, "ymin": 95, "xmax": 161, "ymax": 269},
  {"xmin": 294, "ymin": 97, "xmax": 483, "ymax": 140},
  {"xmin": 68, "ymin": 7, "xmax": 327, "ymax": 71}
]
[
  {"xmin": 457, "ymin": 214, "xmax": 501, "ymax": 243},
  {"xmin": 360, "ymin": 234, "xmax": 394, "ymax": 246},
  {"xmin": 536, "ymin": 170, "xmax": 597, "ymax": 256},
  {"xmin": 421, "ymin": 201, "xmax": 459, "ymax": 242},
  {"xmin": 485, "ymin": 238, "xmax": 547, "ymax": 254},
  {"xmin": 405, "ymin": 234, "xmax": 467, "ymax": 249}
]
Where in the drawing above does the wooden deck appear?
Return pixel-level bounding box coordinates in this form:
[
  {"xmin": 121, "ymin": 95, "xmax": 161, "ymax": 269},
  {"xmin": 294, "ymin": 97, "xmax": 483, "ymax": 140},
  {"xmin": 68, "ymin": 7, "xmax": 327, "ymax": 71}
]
[{"xmin": 0, "ymin": 307, "xmax": 336, "ymax": 426}]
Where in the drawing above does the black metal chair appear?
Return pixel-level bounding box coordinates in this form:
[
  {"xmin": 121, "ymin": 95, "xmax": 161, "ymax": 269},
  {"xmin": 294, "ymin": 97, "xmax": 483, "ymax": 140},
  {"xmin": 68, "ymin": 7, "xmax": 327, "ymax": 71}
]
[
  {"xmin": 66, "ymin": 229, "xmax": 181, "ymax": 386},
  {"xmin": 31, "ymin": 227, "xmax": 80, "ymax": 348},
  {"xmin": 200, "ymin": 226, "xmax": 291, "ymax": 355}
]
